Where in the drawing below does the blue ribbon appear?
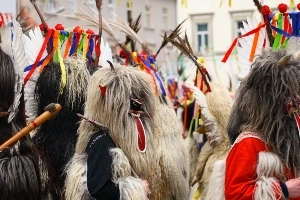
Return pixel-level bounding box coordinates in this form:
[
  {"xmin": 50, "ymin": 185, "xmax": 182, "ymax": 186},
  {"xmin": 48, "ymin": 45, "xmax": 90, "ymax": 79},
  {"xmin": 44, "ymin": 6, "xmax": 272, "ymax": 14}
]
[
  {"xmin": 289, "ymin": 13, "xmax": 298, "ymax": 36},
  {"xmin": 87, "ymin": 35, "xmax": 95, "ymax": 63},
  {"xmin": 269, "ymin": 24, "xmax": 291, "ymax": 38},
  {"xmin": 24, "ymin": 58, "xmax": 46, "ymax": 72},
  {"xmin": 69, "ymin": 32, "xmax": 77, "ymax": 56},
  {"xmin": 139, "ymin": 54, "xmax": 167, "ymax": 96}
]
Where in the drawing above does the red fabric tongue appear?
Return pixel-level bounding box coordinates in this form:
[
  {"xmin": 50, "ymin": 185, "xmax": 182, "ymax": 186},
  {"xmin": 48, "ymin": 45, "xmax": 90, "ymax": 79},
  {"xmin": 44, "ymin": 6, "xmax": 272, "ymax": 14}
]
[
  {"xmin": 293, "ymin": 112, "xmax": 300, "ymax": 139},
  {"xmin": 134, "ymin": 117, "xmax": 146, "ymax": 152}
]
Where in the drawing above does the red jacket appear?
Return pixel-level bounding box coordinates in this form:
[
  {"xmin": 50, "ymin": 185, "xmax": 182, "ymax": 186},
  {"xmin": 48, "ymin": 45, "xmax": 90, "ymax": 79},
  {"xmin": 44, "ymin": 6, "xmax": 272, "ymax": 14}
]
[{"xmin": 225, "ymin": 133, "xmax": 300, "ymax": 200}]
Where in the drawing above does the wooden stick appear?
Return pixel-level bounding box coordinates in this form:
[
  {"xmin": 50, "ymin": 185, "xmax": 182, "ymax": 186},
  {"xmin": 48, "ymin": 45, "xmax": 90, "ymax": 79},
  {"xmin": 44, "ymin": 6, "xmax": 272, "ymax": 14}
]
[
  {"xmin": 253, "ymin": 0, "xmax": 274, "ymax": 46},
  {"xmin": 0, "ymin": 103, "xmax": 62, "ymax": 151}
]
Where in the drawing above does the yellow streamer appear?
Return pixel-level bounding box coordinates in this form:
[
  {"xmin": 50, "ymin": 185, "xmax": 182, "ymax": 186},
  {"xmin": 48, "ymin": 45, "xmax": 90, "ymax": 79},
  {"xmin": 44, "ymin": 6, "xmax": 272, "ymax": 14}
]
[
  {"xmin": 290, "ymin": 0, "xmax": 296, "ymax": 9},
  {"xmin": 118, "ymin": 0, "xmax": 121, "ymax": 5},
  {"xmin": 56, "ymin": 31, "xmax": 67, "ymax": 94},
  {"xmin": 181, "ymin": 0, "xmax": 188, "ymax": 8},
  {"xmin": 220, "ymin": 0, "xmax": 231, "ymax": 7},
  {"xmin": 127, "ymin": 0, "xmax": 133, "ymax": 8},
  {"xmin": 193, "ymin": 189, "xmax": 201, "ymax": 200},
  {"xmin": 82, "ymin": 34, "xmax": 89, "ymax": 61}
]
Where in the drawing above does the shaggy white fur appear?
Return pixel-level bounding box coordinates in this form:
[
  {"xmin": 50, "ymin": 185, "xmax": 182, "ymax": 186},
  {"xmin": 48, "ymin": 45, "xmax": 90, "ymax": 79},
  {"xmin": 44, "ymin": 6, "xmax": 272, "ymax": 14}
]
[
  {"xmin": 110, "ymin": 148, "xmax": 132, "ymax": 181},
  {"xmin": 118, "ymin": 177, "xmax": 148, "ymax": 200},
  {"xmin": 64, "ymin": 153, "xmax": 93, "ymax": 200},
  {"xmin": 254, "ymin": 152, "xmax": 285, "ymax": 200},
  {"xmin": 205, "ymin": 159, "xmax": 226, "ymax": 200},
  {"xmin": 110, "ymin": 148, "xmax": 148, "ymax": 200}
]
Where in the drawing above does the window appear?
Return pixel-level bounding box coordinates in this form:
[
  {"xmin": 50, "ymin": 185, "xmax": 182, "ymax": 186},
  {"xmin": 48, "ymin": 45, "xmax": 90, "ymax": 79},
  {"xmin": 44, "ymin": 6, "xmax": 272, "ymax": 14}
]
[
  {"xmin": 196, "ymin": 23, "xmax": 209, "ymax": 52},
  {"xmin": 236, "ymin": 20, "xmax": 244, "ymax": 37},
  {"xmin": 162, "ymin": 8, "xmax": 168, "ymax": 30},
  {"xmin": 68, "ymin": 0, "xmax": 76, "ymax": 13},
  {"xmin": 145, "ymin": 5, "xmax": 151, "ymax": 27},
  {"xmin": 108, "ymin": 0, "xmax": 115, "ymax": 20}
]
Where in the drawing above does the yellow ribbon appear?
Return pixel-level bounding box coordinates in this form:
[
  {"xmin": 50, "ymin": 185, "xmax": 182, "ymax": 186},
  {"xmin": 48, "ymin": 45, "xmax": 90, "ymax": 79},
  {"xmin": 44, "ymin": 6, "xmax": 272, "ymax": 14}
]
[
  {"xmin": 118, "ymin": 0, "xmax": 121, "ymax": 5},
  {"xmin": 197, "ymin": 57, "xmax": 205, "ymax": 66},
  {"xmin": 290, "ymin": 0, "xmax": 296, "ymax": 9},
  {"xmin": 220, "ymin": 0, "xmax": 232, "ymax": 7},
  {"xmin": 82, "ymin": 34, "xmax": 89, "ymax": 61},
  {"xmin": 127, "ymin": 0, "xmax": 133, "ymax": 8},
  {"xmin": 56, "ymin": 30, "xmax": 67, "ymax": 94},
  {"xmin": 181, "ymin": 0, "xmax": 188, "ymax": 8},
  {"xmin": 193, "ymin": 189, "xmax": 201, "ymax": 200}
]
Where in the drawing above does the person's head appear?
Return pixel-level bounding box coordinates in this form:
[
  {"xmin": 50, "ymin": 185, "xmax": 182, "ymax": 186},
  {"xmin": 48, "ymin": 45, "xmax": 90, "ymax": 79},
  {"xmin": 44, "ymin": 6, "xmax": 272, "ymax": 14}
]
[{"xmin": 228, "ymin": 48, "xmax": 300, "ymax": 172}]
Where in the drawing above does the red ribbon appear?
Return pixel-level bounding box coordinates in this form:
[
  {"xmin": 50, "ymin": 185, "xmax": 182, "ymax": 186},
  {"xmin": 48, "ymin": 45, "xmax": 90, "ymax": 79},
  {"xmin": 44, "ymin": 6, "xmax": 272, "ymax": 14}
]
[
  {"xmin": 24, "ymin": 29, "xmax": 54, "ymax": 85},
  {"xmin": 222, "ymin": 23, "xmax": 266, "ymax": 63}
]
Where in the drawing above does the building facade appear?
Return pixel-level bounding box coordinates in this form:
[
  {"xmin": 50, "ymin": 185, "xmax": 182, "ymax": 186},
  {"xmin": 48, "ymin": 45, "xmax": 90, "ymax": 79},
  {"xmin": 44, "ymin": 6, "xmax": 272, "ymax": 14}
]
[
  {"xmin": 176, "ymin": 0, "xmax": 295, "ymax": 91},
  {"xmin": 19, "ymin": 0, "xmax": 177, "ymax": 66}
]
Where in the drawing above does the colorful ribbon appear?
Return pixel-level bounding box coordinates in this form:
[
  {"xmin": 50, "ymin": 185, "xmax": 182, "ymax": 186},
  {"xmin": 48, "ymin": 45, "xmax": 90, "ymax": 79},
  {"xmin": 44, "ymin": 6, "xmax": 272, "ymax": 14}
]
[
  {"xmin": 24, "ymin": 29, "xmax": 53, "ymax": 85},
  {"xmin": 222, "ymin": 23, "xmax": 266, "ymax": 63}
]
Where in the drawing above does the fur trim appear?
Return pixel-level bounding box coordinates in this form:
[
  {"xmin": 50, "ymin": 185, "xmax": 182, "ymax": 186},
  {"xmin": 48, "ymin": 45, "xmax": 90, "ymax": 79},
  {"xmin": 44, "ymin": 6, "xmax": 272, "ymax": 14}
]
[
  {"xmin": 205, "ymin": 160, "xmax": 226, "ymax": 200},
  {"xmin": 110, "ymin": 148, "xmax": 131, "ymax": 181},
  {"xmin": 118, "ymin": 176, "xmax": 148, "ymax": 200},
  {"xmin": 254, "ymin": 152, "xmax": 284, "ymax": 200},
  {"xmin": 64, "ymin": 153, "xmax": 94, "ymax": 200}
]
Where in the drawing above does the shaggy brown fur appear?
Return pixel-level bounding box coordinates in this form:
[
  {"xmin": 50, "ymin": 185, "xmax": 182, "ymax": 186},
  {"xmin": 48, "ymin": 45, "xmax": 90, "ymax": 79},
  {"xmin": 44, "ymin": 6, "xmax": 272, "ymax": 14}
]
[{"xmin": 227, "ymin": 49, "xmax": 300, "ymax": 174}]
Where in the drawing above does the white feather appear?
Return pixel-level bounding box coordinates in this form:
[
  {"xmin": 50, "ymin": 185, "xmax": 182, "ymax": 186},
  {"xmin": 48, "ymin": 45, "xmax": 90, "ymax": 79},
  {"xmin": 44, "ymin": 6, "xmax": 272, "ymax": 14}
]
[
  {"xmin": 99, "ymin": 38, "xmax": 113, "ymax": 67},
  {"xmin": 23, "ymin": 27, "xmax": 48, "ymax": 122},
  {"xmin": 237, "ymin": 16, "xmax": 266, "ymax": 80},
  {"xmin": 0, "ymin": 16, "xmax": 30, "ymax": 122},
  {"xmin": 185, "ymin": 83, "xmax": 221, "ymax": 146}
]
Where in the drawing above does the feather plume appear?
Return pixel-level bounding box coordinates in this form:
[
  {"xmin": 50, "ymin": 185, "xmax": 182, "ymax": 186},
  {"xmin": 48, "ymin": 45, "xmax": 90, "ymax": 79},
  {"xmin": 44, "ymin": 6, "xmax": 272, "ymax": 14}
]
[
  {"xmin": 125, "ymin": 13, "xmax": 142, "ymax": 52},
  {"xmin": 185, "ymin": 83, "xmax": 220, "ymax": 146},
  {"xmin": 237, "ymin": 16, "xmax": 266, "ymax": 80},
  {"xmin": 125, "ymin": 13, "xmax": 142, "ymax": 44},
  {"xmin": 155, "ymin": 19, "xmax": 187, "ymax": 56},
  {"xmin": 23, "ymin": 27, "xmax": 48, "ymax": 122}
]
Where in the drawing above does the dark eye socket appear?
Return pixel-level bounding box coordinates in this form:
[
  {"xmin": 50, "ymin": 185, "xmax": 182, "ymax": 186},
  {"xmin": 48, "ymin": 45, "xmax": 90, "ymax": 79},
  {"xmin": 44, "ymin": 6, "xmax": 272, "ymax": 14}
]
[{"xmin": 130, "ymin": 96, "xmax": 143, "ymax": 111}]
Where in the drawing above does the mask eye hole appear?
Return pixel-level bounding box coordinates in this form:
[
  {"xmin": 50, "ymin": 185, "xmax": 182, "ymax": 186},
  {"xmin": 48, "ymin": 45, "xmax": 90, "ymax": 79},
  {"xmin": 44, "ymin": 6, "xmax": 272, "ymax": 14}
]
[{"xmin": 130, "ymin": 96, "xmax": 143, "ymax": 111}]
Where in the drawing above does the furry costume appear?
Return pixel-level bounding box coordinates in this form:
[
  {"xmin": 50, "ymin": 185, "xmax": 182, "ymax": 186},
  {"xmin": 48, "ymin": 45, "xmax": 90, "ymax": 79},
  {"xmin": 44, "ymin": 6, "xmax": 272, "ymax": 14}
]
[
  {"xmin": 0, "ymin": 19, "xmax": 42, "ymax": 200},
  {"xmin": 65, "ymin": 64, "xmax": 157, "ymax": 200},
  {"xmin": 206, "ymin": 48, "xmax": 300, "ymax": 200},
  {"xmin": 65, "ymin": 63, "xmax": 190, "ymax": 200},
  {"xmin": 33, "ymin": 56, "xmax": 95, "ymax": 199},
  {"xmin": 187, "ymin": 82, "xmax": 232, "ymax": 200}
]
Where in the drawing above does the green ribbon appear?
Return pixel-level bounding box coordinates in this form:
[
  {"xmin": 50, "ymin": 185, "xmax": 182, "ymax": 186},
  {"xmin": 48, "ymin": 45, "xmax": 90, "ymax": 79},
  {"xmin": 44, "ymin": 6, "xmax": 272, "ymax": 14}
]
[
  {"xmin": 273, "ymin": 14, "xmax": 283, "ymax": 49},
  {"xmin": 76, "ymin": 33, "xmax": 86, "ymax": 55}
]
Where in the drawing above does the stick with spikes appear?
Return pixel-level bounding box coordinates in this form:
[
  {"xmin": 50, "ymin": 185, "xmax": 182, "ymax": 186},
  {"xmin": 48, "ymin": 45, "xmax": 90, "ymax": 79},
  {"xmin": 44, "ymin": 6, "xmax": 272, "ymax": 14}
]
[{"xmin": 155, "ymin": 18, "xmax": 187, "ymax": 57}]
